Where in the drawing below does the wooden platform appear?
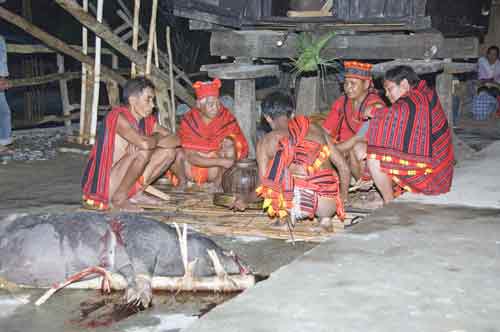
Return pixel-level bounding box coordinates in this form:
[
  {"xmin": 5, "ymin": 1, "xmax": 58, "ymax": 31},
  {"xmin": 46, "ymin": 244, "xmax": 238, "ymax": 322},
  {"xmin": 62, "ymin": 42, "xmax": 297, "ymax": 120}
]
[{"xmin": 141, "ymin": 185, "xmax": 370, "ymax": 243}]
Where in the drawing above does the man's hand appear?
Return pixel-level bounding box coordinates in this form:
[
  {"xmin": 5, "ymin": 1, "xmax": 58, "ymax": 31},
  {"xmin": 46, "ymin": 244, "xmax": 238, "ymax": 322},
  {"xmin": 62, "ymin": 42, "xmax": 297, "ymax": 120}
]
[
  {"xmin": 230, "ymin": 196, "xmax": 248, "ymax": 211},
  {"xmin": 156, "ymin": 134, "xmax": 180, "ymax": 149},
  {"xmin": 219, "ymin": 158, "xmax": 235, "ymax": 169},
  {"xmin": 364, "ymin": 102, "xmax": 384, "ymax": 119},
  {"xmin": 0, "ymin": 78, "xmax": 10, "ymax": 92}
]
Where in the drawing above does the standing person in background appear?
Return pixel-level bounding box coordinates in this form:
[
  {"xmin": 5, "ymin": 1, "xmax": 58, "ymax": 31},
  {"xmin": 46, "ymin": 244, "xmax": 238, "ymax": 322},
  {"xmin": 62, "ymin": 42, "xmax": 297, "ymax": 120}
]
[
  {"xmin": 472, "ymin": 45, "xmax": 500, "ymax": 120},
  {"xmin": 0, "ymin": 34, "xmax": 13, "ymax": 156}
]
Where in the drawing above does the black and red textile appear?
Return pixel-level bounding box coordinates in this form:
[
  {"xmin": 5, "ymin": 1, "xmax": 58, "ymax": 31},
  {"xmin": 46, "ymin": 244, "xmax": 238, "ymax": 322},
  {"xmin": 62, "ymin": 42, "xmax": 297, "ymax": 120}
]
[
  {"xmin": 256, "ymin": 116, "xmax": 345, "ymax": 221},
  {"xmin": 81, "ymin": 106, "xmax": 157, "ymax": 210},
  {"xmin": 366, "ymin": 80, "xmax": 454, "ymax": 195}
]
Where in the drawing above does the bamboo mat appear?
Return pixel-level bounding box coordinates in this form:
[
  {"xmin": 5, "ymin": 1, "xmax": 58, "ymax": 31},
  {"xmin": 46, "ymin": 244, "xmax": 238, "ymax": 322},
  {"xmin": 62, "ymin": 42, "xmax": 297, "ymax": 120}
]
[{"xmin": 141, "ymin": 186, "xmax": 369, "ymax": 243}]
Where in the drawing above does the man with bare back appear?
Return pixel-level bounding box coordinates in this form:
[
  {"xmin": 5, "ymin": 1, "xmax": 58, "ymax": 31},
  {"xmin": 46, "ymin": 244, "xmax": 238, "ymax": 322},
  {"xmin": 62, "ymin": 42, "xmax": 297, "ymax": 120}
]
[
  {"xmin": 82, "ymin": 77, "xmax": 179, "ymax": 212},
  {"xmin": 173, "ymin": 78, "xmax": 248, "ymax": 191},
  {"xmin": 239, "ymin": 92, "xmax": 350, "ymax": 230}
]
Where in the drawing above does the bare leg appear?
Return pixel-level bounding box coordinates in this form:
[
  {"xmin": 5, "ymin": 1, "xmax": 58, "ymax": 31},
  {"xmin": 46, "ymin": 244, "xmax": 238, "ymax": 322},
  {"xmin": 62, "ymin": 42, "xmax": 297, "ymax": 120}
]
[
  {"xmin": 348, "ymin": 149, "xmax": 362, "ymax": 180},
  {"xmin": 110, "ymin": 149, "xmax": 152, "ymax": 211},
  {"xmin": 315, "ymin": 196, "xmax": 337, "ymax": 232},
  {"xmin": 141, "ymin": 147, "xmax": 177, "ymax": 186},
  {"xmin": 367, "ymin": 158, "xmax": 394, "ymax": 203},
  {"xmin": 129, "ymin": 147, "xmax": 177, "ymax": 205}
]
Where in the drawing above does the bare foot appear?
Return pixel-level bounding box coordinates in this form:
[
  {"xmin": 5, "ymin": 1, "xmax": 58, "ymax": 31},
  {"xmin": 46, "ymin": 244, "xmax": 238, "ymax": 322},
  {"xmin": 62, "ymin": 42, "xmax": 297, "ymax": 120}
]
[
  {"xmin": 319, "ymin": 218, "xmax": 334, "ymax": 232},
  {"xmin": 129, "ymin": 192, "xmax": 163, "ymax": 206},
  {"xmin": 111, "ymin": 200, "xmax": 144, "ymax": 212}
]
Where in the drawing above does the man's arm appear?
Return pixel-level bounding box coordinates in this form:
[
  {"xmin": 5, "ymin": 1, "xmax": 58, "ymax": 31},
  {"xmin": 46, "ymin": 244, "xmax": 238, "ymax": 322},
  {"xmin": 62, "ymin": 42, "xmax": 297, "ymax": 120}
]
[
  {"xmin": 184, "ymin": 150, "xmax": 234, "ymax": 169},
  {"xmin": 231, "ymin": 132, "xmax": 280, "ymax": 211},
  {"xmin": 153, "ymin": 123, "xmax": 180, "ymax": 149},
  {"xmin": 116, "ymin": 114, "xmax": 157, "ymax": 150},
  {"xmin": 0, "ymin": 78, "xmax": 9, "ymax": 91},
  {"xmin": 324, "ymin": 133, "xmax": 350, "ymax": 202},
  {"xmin": 335, "ymin": 135, "xmax": 365, "ymax": 153}
]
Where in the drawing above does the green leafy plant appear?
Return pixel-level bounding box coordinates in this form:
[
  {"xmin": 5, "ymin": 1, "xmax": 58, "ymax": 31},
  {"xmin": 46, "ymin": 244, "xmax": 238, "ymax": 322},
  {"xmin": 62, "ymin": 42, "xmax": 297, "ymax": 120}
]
[{"xmin": 291, "ymin": 31, "xmax": 337, "ymax": 76}]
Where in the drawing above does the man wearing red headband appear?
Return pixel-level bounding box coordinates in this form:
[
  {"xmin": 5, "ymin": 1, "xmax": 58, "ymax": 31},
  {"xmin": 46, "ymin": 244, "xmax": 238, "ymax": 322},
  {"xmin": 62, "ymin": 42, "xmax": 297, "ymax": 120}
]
[
  {"xmin": 322, "ymin": 61, "xmax": 385, "ymax": 185},
  {"xmin": 176, "ymin": 78, "xmax": 248, "ymax": 191}
]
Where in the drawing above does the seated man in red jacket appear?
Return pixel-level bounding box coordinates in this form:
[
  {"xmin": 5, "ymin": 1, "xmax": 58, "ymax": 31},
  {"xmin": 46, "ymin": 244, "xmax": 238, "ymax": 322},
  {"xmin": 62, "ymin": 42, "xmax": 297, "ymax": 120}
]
[
  {"xmin": 176, "ymin": 78, "xmax": 249, "ymax": 191},
  {"xmin": 367, "ymin": 66, "xmax": 454, "ymax": 203},
  {"xmin": 322, "ymin": 61, "xmax": 385, "ymax": 183}
]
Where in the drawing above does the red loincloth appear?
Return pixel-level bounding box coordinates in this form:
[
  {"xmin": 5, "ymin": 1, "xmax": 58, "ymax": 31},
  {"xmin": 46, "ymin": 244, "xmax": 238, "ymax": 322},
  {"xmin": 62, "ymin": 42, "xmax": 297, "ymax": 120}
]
[
  {"xmin": 256, "ymin": 116, "xmax": 345, "ymax": 221},
  {"xmin": 323, "ymin": 91, "xmax": 385, "ymax": 142},
  {"xmin": 178, "ymin": 105, "xmax": 249, "ymax": 184},
  {"xmin": 81, "ymin": 106, "xmax": 157, "ymax": 210},
  {"xmin": 366, "ymin": 80, "xmax": 454, "ymax": 195}
]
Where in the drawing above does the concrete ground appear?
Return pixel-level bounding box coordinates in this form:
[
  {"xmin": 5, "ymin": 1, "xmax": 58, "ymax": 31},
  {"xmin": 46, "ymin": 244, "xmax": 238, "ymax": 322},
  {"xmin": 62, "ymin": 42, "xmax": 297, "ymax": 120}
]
[{"xmin": 185, "ymin": 143, "xmax": 500, "ymax": 332}]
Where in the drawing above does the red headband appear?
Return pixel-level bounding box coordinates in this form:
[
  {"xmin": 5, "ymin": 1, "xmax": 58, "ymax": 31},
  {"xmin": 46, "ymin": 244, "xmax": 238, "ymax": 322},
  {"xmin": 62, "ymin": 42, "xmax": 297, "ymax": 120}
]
[
  {"xmin": 344, "ymin": 61, "xmax": 373, "ymax": 80},
  {"xmin": 193, "ymin": 78, "xmax": 222, "ymax": 100}
]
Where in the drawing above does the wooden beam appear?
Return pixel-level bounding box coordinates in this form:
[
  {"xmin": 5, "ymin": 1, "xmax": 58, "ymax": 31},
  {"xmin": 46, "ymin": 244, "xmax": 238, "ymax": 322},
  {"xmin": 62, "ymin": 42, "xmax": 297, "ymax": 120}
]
[
  {"xmin": 0, "ymin": 6, "xmax": 127, "ymax": 86},
  {"xmin": 210, "ymin": 30, "xmax": 479, "ymax": 60},
  {"xmin": 6, "ymin": 43, "xmax": 115, "ymax": 55},
  {"xmin": 8, "ymin": 71, "xmax": 82, "ymax": 88},
  {"xmin": 372, "ymin": 60, "xmax": 477, "ymax": 77},
  {"xmin": 54, "ymin": 0, "xmax": 195, "ymax": 107}
]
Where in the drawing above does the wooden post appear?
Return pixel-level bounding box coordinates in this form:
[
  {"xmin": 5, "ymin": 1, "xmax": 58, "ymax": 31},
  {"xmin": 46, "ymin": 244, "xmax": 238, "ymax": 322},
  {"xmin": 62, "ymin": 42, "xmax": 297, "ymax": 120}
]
[
  {"xmin": 89, "ymin": 0, "xmax": 104, "ymax": 145},
  {"xmin": 485, "ymin": 0, "xmax": 500, "ymax": 49},
  {"xmin": 56, "ymin": 54, "xmax": 72, "ymax": 134},
  {"xmin": 436, "ymin": 70, "xmax": 454, "ymax": 127},
  {"xmin": 79, "ymin": 0, "xmax": 89, "ymax": 143},
  {"xmin": 146, "ymin": 0, "xmax": 158, "ymax": 75},
  {"xmin": 106, "ymin": 54, "xmax": 120, "ymax": 107},
  {"xmin": 296, "ymin": 75, "xmax": 320, "ymax": 116},
  {"xmin": 234, "ymin": 79, "xmax": 257, "ymax": 158},
  {"xmin": 131, "ymin": 0, "xmax": 140, "ymax": 77},
  {"xmin": 167, "ymin": 26, "xmax": 176, "ymax": 132}
]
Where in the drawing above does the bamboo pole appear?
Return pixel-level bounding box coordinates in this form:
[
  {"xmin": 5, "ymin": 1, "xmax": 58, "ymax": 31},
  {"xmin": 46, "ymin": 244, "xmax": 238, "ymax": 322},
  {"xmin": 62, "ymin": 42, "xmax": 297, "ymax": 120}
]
[
  {"xmin": 166, "ymin": 26, "xmax": 176, "ymax": 132},
  {"xmin": 89, "ymin": 0, "xmax": 104, "ymax": 145},
  {"xmin": 53, "ymin": 0, "xmax": 195, "ymax": 106},
  {"xmin": 153, "ymin": 32, "xmax": 159, "ymax": 68},
  {"xmin": 80, "ymin": 0, "xmax": 89, "ymax": 143},
  {"xmin": 145, "ymin": 0, "xmax": 158, "ymax": 76},
  {"xmin": 131, "ymin": 0, "xmax": 140, "ymax": 77},
  {"xmin": 24, "ymin": 273, "xmax": 255, "ymax": 293}
]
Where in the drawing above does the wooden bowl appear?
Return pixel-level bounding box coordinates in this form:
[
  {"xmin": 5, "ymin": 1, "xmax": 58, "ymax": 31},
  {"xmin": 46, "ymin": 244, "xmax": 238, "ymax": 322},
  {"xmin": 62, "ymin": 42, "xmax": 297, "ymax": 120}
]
[{"xmin": 213, "ymin": 193, "xmax": 263, "ymax": 210}]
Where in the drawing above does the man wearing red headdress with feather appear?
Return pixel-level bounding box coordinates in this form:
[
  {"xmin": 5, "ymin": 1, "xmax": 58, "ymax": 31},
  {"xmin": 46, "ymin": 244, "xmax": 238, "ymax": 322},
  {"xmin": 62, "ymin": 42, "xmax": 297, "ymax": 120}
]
[{"xmin": 174, "ymin": 78, "xmax": 249, "ymax": 191}]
